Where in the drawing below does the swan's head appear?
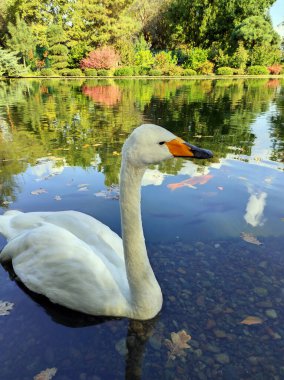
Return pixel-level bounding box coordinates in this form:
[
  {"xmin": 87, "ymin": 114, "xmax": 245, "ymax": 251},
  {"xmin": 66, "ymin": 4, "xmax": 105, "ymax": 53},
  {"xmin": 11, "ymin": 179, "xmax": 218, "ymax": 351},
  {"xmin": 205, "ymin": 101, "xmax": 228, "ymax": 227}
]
[{"xmin": 122, "ymin": 124, "xmax": 213, "ymax": 167}]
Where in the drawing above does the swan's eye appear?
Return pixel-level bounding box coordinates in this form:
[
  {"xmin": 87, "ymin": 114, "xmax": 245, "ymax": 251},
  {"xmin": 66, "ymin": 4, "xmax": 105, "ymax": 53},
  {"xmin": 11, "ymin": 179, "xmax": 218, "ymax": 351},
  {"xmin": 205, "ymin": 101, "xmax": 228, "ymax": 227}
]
[{"xmin": 159, "ymin": 141, "xmax": 165, "ymax": 145}]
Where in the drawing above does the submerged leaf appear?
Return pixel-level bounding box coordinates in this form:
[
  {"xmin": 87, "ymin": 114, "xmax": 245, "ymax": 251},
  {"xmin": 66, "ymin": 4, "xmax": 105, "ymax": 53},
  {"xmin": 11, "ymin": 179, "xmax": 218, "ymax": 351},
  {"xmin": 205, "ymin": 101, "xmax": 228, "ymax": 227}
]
[
  {"xmin": 164, "ymin": 329, "xmax": 191, "ymax": 360},
  {"xmin": 241, "ymin": 232, "xmax": 262, "ymax": 245},
  {"xmin": 0, "ymin": 300, "xmax": 14, "ymax": 316},
  {"xmin": 240, "ymin": 316, "xmax": 263, "ymax": 325},
  {"xmin": 33, "ymin": 367, "xmax": 57, "ymax": 380}
]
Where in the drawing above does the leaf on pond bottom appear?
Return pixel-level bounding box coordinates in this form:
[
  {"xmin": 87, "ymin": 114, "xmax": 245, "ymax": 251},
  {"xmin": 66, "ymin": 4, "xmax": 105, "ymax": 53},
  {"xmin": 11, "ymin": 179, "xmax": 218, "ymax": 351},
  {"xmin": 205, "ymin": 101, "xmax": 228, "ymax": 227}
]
[
  {"xmin": 240, "ymin": 316, "xmax": 263, "ymax": 325},
  {"xmin": 164, "ymin": 329, "xmax": 191, "ymax": 360},
  {"xmin": 0, "ymin": 300, "xmax": 14, "ymax": 316},
  {"xmin": 33, "ymin": 367, "xmax": 57, "ymax": 380},
  {"xmin": 240, "ymin": 232, "xmax": 262, "ymax": 245}
]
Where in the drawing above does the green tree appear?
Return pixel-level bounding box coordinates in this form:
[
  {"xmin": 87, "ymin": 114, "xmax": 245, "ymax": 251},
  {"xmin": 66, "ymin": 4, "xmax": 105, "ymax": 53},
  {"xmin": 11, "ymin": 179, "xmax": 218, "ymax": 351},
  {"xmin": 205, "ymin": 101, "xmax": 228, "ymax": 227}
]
[
  {"xmin": 46, "ymin": 24, "xmax": 69, "ymax": 71},
  {"xmin": 232, "ymin": 15, "xmax": 280, "ymax": 50},
  {"xmin": 0, "ymin": 47, "xmax": 26, "ymax": 76},
  {"xmin": 6, "ymin": 15, "xmax": 36, "ymax": 67}
]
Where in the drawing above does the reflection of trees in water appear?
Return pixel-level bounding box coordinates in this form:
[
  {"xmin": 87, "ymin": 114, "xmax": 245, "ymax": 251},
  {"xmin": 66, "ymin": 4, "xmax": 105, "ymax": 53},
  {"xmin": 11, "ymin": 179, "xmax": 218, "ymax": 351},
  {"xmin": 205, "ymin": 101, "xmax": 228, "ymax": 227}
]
[
  {"xmin": 0, "ymin": 78, "xmax": 281, "ymax": 199},
  {"xmin": 269, "ymin": 81, "xmax": 284, "ymax": 163}
]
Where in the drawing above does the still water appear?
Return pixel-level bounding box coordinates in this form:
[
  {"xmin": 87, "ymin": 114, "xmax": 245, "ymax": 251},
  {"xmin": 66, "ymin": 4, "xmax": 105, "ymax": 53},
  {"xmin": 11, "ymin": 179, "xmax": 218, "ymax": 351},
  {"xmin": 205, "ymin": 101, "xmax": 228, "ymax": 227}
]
[{"xmin": 0, "ymin": 78, "xmax": 283, "ymax": 379}]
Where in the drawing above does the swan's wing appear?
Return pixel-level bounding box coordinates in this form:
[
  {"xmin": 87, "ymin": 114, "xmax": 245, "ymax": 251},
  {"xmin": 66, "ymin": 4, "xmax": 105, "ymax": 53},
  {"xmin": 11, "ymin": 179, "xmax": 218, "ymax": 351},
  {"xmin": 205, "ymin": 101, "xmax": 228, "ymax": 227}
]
[
  {"xmin": 1, "ymin": 210, "xmax": 124, "ymax": 263},
  {"xmin": 2, "ymin": 223, "xmax": 130, "ymax": 316}
]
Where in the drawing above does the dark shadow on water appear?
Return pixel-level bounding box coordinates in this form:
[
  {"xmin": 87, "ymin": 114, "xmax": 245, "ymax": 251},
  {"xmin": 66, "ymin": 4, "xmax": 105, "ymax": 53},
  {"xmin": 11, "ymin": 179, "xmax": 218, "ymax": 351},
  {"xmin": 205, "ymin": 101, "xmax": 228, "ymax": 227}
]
[{"xmin": 2, "ymin": 260, "xmax": 158, "ymax": 380}]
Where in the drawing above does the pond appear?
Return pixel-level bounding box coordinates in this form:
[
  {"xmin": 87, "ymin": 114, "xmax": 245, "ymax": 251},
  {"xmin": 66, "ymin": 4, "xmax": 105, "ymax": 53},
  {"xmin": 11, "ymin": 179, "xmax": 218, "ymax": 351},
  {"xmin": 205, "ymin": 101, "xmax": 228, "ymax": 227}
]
[{"xmin": 0, "ymin": 78, "xmax": 283, "ymax": 380}]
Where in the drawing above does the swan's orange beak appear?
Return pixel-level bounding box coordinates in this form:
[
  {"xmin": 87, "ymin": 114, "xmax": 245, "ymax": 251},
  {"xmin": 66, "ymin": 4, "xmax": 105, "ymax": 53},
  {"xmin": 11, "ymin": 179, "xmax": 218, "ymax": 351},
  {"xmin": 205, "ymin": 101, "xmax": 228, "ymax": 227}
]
[{"xmin": 166, "ymin": 138, "xmax": 213, "ymax": 159}]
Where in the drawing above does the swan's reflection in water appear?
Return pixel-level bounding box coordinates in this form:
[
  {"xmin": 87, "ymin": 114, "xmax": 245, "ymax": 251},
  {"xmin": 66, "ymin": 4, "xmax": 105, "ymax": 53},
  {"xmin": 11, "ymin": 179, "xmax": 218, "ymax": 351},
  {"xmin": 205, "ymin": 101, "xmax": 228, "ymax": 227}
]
[{"xmin": 2, "ymin": 261, "xmax": 158, "ymax": 380}]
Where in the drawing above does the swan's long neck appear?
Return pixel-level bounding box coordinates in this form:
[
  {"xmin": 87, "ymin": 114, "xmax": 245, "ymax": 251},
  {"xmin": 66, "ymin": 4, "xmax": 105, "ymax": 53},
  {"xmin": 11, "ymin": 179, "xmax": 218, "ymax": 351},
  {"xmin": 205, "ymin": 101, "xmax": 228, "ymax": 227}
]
[{"xmin": 120, "ymin": 159, "xmax": 162, "ymax": 319}]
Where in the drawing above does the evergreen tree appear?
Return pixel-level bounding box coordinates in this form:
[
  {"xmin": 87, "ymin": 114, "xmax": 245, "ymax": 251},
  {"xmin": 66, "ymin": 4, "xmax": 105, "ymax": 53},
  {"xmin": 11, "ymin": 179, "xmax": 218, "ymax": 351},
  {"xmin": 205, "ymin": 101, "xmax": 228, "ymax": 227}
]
[
  {"xmin": 0, "ymin": 47, "xmax": 26, "ymax": 76},
  {"xmin": 46, "ymin": 24, "xmax": 69, "ymax": 71},
  {"xmin": 6, "ymin": 15, "xmax": 36, "ymax": 67}
]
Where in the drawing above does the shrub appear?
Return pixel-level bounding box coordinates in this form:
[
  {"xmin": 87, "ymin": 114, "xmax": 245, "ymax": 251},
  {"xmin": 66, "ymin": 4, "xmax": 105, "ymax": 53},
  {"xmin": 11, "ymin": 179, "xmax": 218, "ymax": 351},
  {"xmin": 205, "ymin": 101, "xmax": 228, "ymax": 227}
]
[
  {"xmin": 268, "ymin": 64, "xmax": 282, "ymax": 75},
  {"xmin": 230, "ymin": 42, "xmax": 248, "ymax": 69},
  {"xmin": 135, "ymin": 50, "xmax": 154, "ymax": 68},
  {"xmin": 114, "ymin": 67, "xmax": 134, "ymax": 76},
  {"xmin": 40, "ymin": 68, "xmax": 57, "ymax": 76},
  {"xmin": 84, "ymin": 68, "xmax": 97, "ymax": 76},
  {"xmin": 247, "ymin": 65, "xmax": 269, "ymax": 75},
  {"xmin": 216, "ymin": 67, "xmax": 234, "ymax": 75},
  {"xmin": 148, "ymin": 69, "xmax": 163, "ymax": 76},
  {"xmin": 197, "ymin": 60, "xmax": 214, "ymax": 75},
  {"xmin": 60, "ymin": 68, "xmax": 84, "ymax": 76},
  {"xmin": 80, "ymin": 46, "xmax": 120, "ymax": 70},
  {"xmin": 96, "ymin": 69, "xmax": 111, "ymax": 76},
  {"xmin": 165, "ymin": 65, "xmax": 184, "ymax": 76},
  {"xmin": 182, "ymin": 68, "xmax": 197, "ymax": 76},
  {"xmin": 233, "ymin": 68, "xmax": 245, "ymax": 75},
  {"xmin": 154, "ymin": 51, "xmax": 177, "ymax": 70},
  {"xmin": 183, "ymin": 48, "xmax": 208, "ymax": 71}
]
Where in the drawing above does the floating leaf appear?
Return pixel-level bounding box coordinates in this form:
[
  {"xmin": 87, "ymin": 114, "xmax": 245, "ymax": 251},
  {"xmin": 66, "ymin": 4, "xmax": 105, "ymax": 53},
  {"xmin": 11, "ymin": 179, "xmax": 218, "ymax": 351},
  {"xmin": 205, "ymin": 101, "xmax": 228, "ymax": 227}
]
[
  {"xmin": 241, "ymin": 232, "xmax": 262, "ymax": 245},
  {"xmin": 31, "ymin": 188, "xmax": 48, "ymax": 195},
  {"xmin": 240, "ymin": 316, "xmax": 263, "ymax": 325},
  {"xmin": 54, "ymin": 195, "xmax": 62, "ymax": 201},
  {"xmin": 33, "ymin": 367, "xmax": 57, "ymax": 380},
  {"xmin": 217, "ymin": 186, "xmax": 224, "ymax": 191},
  {"xmin": 164, "ymin": 330, "xmax": 191, "ymax": 360},
  {"xmin": 0, "ymin": 300, "xmax": 14, "ymax": 316}
]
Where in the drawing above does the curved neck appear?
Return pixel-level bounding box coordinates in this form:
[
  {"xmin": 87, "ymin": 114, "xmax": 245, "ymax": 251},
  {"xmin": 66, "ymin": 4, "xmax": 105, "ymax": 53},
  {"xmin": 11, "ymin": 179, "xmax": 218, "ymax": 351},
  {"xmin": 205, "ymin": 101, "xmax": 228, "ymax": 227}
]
[{"xmin": 120, "ymin": 159, "xmax": 162, "ymax": 318}]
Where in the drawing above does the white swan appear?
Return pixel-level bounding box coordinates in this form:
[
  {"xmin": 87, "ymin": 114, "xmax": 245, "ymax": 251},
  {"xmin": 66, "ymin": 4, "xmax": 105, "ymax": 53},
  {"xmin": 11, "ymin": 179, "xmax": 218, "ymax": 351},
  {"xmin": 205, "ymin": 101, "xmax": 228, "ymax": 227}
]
[{"xmin": 0, "ymin": 124, "xmax": 212, "ymax": 320}]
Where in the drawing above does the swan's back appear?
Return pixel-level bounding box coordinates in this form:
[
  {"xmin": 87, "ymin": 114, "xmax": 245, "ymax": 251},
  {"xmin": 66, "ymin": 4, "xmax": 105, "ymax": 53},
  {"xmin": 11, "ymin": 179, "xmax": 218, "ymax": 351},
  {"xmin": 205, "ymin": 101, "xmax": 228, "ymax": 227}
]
[{"xmin": 0, "ymin": 210, "xmax": 132, "ymax": 316}]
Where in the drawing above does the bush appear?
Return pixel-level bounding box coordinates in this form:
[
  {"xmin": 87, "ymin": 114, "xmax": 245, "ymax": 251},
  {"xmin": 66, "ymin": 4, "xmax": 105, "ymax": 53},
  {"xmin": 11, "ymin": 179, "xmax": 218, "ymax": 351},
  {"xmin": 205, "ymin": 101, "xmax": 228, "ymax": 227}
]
[
  {"xmin": 247, "ymin": 65, "xmax": 269, "ymax": 75},
  {"xmin": 84, "ymin": 68, "xmax": 97, "ymax": 76},
  {"xmin": 183, "ymin": 48, "xmax": 208, "ymax": 71},
  {"xmin": 135, "ymin": 50, "xmax": 154, "ymax": 68},
  {"xmin": 40, "ymin": 68, "xmax": 57, "ymax": 76},
  {"xmin": 163, "ymin": 65, "xmax": 184, "ymax": 76},
  {"xmin": 60, "ymin": 68, "xmax": 84, "ymax": 76},
  {"xmin": 197, "ymin": 60, "xmax": 214, "ymax": 75},
  {"xmin": 96, "ymin": 69, "xmax": 111, "ymax": 76},
  {"xmin": 148, "ymin": 69, "xmax": 163, "ymax": 76},
  {"xmin": 182, "ymin": 68, "xmax": 197, "ymax": 76},
  {"xmin": 154, "ymin": 51, "xmax": 178, "ymax": 70},
  {"xmin": 216, "ymin": 67, "xmax": 234, "ymax": 75},
  {"xmin": 80, "ymin": 46, "xmax": 120, "ymax": 70},
  {"xmin": 233, "ymin": 68, "xmax": 245, "ymax": 75},
  {"xmin": 114, "ymin": 67, "xmax": 134, "ymax": 76},
  {"xmin": 268, "ymin": 64, "xmax": 282, "ymax": 75}
]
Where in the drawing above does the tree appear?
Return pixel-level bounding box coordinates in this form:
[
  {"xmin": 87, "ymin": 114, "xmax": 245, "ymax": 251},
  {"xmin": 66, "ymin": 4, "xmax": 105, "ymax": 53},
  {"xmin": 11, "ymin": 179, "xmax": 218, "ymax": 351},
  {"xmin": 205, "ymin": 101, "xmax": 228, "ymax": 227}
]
[
  {"xmin": 232, "ymin": 15, "xmax": 280, "ymax": 49},
  {"xmin": 6, "ymin": 15, "xmax": 36, "ymax": 67},
  {"xmin": 80, "ymin": 46, "xmax": 120, "ymax": 69},
  {"xmin": 0, "ymin": 47, "xmax": 26, "ymax": 76},
  {"xmin": 46, "ymin": 24, "xmax": 69, "ymax": 71}
]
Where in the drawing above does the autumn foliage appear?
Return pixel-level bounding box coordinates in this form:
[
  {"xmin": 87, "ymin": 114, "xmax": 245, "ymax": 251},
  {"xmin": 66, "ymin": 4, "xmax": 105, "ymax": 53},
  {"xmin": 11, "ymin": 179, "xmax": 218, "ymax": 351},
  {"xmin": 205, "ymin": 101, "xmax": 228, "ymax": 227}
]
[
  {"xmin": 267, "ymin": 64, "xmax": 282, "ymax": 75},
  {"xmin": 80, "ymin": 46, "xmax": 120, "ymax": 70}
]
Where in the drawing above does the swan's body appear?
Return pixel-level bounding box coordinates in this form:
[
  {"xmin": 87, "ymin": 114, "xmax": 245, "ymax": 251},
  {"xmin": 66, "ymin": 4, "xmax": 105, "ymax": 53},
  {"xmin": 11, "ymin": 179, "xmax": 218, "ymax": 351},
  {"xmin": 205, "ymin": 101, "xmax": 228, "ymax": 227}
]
[{"xmin": 0, "ymin": 124, "xmax": 212, "ymax": 320}]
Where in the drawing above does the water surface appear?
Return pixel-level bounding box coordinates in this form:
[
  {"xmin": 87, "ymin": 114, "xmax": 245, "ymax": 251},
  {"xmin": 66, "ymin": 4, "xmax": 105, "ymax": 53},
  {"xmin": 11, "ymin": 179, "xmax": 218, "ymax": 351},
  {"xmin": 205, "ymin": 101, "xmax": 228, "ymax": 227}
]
[{"xmin": 0, "ymin": 78, "xmax": 283, "ymax": 379}]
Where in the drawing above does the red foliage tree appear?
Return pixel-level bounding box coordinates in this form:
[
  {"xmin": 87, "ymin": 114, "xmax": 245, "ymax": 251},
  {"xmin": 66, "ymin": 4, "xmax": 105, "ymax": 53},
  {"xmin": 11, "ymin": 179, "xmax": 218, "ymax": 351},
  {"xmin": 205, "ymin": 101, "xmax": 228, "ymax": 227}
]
[
  {"xmin": 268, "ymin": 64, "xmax": 282, "ymax": 75},
  {"xmin": 80, "ymin": 46, "xmax": 120, "ymax": 70}
]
